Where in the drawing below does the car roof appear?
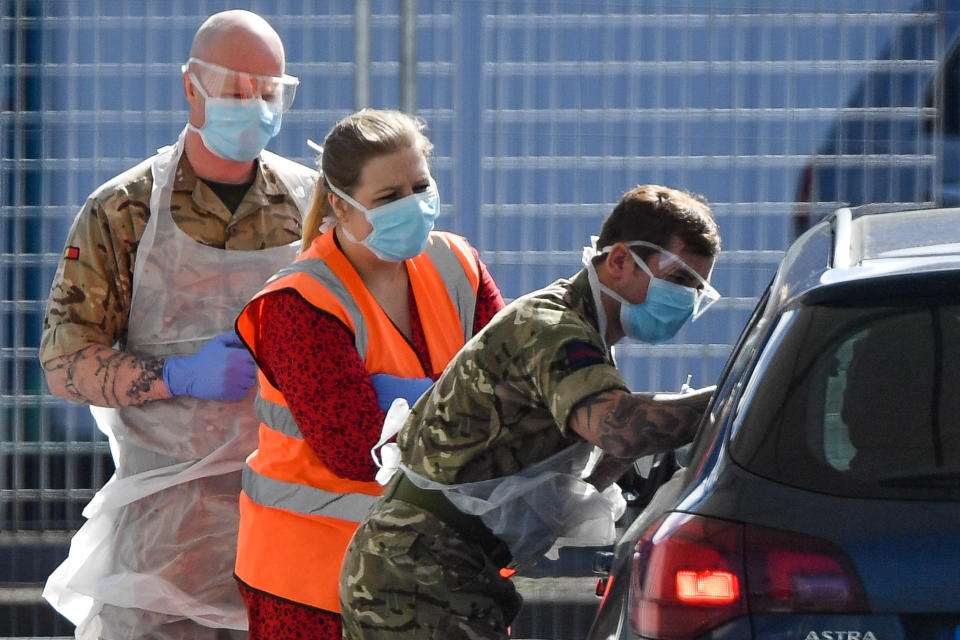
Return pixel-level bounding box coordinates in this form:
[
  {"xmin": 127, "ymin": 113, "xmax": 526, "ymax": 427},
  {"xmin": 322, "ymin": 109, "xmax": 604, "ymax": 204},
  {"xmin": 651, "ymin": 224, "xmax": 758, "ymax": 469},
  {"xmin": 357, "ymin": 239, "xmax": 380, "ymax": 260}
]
[{"xmin": 769, "ymin": 206, "xmax": 960, "ymax": 315}]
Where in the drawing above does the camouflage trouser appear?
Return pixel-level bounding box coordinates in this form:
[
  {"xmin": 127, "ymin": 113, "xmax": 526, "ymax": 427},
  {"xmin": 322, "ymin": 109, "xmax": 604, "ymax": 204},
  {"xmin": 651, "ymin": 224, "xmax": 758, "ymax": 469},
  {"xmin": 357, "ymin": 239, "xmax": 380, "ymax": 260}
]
[{"xmin": 339, "ymin": 493, "xmax": 522, "ymax": 640}]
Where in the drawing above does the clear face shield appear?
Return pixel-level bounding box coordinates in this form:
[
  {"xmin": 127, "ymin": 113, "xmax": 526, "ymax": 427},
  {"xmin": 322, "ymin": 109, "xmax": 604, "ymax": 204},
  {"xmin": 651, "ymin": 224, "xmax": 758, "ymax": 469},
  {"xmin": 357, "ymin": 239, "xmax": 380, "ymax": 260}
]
[
  {"xmin": 626, "ymin": 240, "xmax": 720, "ymax": 321},
  {"xmin": 182, "ymin": 57, "xmax": 299, "ymax": 113}
]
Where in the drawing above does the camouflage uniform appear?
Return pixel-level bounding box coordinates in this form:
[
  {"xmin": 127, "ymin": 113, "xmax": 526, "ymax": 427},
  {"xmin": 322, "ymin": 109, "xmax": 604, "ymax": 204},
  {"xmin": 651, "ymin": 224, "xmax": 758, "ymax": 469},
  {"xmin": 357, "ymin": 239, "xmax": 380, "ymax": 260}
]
[
  {"xmin": 39, "ymin": 148, "xmax": 315, "ymax": 639},
  {"xmin": 340, "ymin": 270, "xmax": 629, "ymax": 640},
  {"xmin": 39, "ymin": 151, "xmax": 310, "ymax": 364}
]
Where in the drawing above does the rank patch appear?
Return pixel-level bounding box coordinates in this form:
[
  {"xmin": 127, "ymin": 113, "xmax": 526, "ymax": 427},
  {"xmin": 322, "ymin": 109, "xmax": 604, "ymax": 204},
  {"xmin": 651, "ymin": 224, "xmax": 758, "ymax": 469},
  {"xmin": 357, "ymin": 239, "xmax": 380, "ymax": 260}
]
[{"xmin": 565, "ymin": 340, "xmax": 605, "ymax": 371}]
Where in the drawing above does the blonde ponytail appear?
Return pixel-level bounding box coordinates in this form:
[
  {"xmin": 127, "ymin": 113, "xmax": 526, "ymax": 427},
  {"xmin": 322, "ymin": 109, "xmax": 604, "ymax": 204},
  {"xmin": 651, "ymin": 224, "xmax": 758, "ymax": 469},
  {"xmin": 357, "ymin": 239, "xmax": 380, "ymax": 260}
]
[{"xmin": 300, "ymin": 180, "xmax": 330, "ymax": 253}]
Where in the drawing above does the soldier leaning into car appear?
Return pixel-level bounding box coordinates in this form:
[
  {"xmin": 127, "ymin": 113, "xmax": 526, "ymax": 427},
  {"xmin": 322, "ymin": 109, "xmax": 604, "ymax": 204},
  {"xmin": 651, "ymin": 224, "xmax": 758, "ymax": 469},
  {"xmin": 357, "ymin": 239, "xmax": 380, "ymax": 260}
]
[{"xmin": 339, "ymin": 184, "xmax": 724, "ymax": 640}]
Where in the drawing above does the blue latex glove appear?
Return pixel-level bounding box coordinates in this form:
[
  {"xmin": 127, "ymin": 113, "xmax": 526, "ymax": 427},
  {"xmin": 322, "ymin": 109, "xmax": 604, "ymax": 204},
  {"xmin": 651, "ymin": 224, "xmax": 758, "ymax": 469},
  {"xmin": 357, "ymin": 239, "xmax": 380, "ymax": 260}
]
[
  {"xmin": 369, "ymin": 373, "xmax": 434, "ymax": 413},
  {"xmin": 162, "ymin": 331, "xmax": 256, "ymax": 401}
]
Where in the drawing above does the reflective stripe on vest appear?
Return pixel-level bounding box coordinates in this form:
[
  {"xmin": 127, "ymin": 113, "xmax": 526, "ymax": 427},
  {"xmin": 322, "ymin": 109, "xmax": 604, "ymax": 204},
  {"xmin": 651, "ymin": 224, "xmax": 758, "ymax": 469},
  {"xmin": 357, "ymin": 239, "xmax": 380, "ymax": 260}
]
[
  {"xmin": 263, "ymin": 252, "xmax": 372, "ymax": 358},
  {"xmin": 246, "ymin": 394, "xmax": 378, "ymax": 519},
  {"xmin": 423, "ymin": 232, "xmax": 478, "ymax": 340},
  {"xmin": 241, "ymin": 464, "xmax": 376, "ymax": 522},
  {"xmin": 253, "ymin": 393, "xmax": 301, "ymax": 439}
]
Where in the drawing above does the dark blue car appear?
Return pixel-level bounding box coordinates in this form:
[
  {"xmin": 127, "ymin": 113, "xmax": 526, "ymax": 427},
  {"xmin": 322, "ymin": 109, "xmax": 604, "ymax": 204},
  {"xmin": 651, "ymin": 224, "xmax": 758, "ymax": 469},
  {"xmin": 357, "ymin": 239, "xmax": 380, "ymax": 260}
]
[{"xmin": 587, "ymin": 205, "xmax": 960, "ymax": 640}]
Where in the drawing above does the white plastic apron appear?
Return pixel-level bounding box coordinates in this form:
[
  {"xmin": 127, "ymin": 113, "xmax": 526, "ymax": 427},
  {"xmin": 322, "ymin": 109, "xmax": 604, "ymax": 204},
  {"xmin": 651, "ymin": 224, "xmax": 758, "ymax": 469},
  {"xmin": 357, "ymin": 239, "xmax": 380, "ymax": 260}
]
[
  {"xmin": 374, "ymin": 400, "xmax": 626, "ymax": 572},
  {"xmin": 43, "ymin": 127, "xmax": 313, "ymax": 639}
]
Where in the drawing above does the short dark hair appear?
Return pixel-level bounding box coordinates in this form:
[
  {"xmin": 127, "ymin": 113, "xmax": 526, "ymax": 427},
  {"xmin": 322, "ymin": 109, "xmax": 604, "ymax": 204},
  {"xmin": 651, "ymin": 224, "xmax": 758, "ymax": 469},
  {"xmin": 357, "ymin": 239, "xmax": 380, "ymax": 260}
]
[{"xmin": 596, "ymin": 184, "xmax": 721, "ymax": 260}]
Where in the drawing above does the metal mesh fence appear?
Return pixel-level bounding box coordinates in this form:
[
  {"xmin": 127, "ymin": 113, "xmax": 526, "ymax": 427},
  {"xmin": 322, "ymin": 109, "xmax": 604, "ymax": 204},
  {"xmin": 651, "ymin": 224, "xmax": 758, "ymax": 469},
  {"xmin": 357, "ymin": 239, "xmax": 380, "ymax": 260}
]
[{"xmin": 1, "ymin": 0, "xmax": 954, "ymax": 637}]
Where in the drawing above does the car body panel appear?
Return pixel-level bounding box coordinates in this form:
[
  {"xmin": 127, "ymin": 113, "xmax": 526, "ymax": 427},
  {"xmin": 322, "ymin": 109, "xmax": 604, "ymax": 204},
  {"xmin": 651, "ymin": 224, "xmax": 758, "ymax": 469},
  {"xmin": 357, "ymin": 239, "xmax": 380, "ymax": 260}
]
[
  {"xmin": 687, "ymin": 461, "xmax": 960, "ymax": 612},
  {"xmin": 750, "ymin": 614, "xmax": 909, "ymax": 640}
]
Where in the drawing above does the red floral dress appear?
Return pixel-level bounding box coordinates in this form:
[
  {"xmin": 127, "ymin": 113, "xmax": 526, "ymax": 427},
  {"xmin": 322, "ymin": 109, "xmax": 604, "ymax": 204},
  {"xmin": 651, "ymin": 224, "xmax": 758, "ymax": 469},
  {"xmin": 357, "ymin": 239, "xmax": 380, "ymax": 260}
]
[{"xmin": 237, "ymin": 248, "xmax": 504, "ymax": 640}]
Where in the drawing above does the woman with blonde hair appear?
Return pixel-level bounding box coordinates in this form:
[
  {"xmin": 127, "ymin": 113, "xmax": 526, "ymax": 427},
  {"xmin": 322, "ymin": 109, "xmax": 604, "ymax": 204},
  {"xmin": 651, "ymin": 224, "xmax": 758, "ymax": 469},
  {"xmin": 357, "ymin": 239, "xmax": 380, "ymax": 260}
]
[{"xmin": 232, "ymin": 109, "xmax": 504, "ymax": 639}]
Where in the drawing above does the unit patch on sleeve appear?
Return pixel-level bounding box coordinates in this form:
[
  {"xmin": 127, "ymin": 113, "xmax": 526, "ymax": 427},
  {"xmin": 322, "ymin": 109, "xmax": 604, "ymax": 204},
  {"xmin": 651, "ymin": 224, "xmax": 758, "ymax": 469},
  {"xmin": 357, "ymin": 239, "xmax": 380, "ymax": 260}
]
[
  {"xmin": 565, "ymin": 340, "xmax": 605, "ymax": 372},
  {"xmin": 64, "ymin": 246, "xmax": 80, "ymax": 260}
]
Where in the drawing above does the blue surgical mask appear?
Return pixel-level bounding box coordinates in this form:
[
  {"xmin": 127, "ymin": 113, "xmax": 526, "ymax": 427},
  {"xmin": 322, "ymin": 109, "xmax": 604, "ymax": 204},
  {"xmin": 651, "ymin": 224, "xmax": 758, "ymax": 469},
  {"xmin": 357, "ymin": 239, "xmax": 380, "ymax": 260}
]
[
  {"xmin": 588, "ymin": 247, "xmax": 699, "ymax": 344},
  {"xmin": 188, "ymin": 71, "xmax": 282, "ymax": 162},
  {"xmin": 328, "ymin": 181, "xmax": 440, "ymax": 261},
  {"xmin": 610, "ymin": 276, "xmax": 696, "ymax": 344}
]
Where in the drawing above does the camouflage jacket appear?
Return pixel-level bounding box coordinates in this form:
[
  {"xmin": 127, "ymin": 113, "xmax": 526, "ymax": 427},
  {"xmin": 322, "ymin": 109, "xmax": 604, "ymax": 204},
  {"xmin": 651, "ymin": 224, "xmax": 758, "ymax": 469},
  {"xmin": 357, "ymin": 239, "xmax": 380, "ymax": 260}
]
[
  {"xmin": 398, "ymin": 269, "xmax": 630, "ymax": 484},
  {"xmin": 39, "ymin": 150, "xmax": 317, "ymax": 365}
]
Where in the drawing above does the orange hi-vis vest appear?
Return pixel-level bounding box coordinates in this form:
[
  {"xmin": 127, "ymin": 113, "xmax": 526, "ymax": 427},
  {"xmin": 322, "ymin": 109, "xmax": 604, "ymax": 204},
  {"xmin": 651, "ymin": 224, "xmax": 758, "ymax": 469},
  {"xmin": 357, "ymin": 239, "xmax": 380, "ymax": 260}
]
[{"xmin": 234, "ymin": 230, "xmax": 480, "ymax": 613}]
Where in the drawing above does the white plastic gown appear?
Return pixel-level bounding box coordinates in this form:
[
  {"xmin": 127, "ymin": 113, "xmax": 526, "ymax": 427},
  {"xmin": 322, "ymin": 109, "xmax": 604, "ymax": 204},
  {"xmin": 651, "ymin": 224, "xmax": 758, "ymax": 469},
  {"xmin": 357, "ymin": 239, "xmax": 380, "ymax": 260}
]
[
  {"xmin": 374, "ymin": 401, "xmax": 627, "ymax": 571},
  {"xmin": 43, "ymin": 127, "xmax": 314, "ymax": 640}
]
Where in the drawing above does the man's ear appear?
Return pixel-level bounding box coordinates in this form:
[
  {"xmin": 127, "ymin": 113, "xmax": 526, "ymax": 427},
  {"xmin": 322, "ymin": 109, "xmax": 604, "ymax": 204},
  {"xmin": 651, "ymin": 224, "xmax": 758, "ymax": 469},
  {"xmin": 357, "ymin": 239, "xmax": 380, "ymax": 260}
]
[
  {"xmin": 182, "ymin": 72, "xmax": 194, "ymax": 100},
  {"xmin": 604, "ymin": 243, "xmax": 633, "ymax": 280}
]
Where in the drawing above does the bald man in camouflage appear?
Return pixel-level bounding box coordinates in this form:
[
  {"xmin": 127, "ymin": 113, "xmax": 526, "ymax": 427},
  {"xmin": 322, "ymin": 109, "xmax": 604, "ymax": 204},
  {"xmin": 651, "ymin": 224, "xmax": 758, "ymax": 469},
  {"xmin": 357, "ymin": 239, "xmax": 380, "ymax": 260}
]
[
  {"xmin": 340, "ymin": 184, "xmax": 723, "ymax": 640},
  {"xmin": 40, "ymin": 10, "xmax": 316, "ymax": 639}
]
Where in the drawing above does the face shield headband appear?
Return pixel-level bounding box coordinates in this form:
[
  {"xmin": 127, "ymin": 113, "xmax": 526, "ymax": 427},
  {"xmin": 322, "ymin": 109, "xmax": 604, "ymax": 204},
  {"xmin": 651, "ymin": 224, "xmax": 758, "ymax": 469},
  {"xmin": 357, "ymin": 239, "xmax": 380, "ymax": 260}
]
[{"xmin": 182, "ymin": 58, "xmax": 299, "ymax": 113}]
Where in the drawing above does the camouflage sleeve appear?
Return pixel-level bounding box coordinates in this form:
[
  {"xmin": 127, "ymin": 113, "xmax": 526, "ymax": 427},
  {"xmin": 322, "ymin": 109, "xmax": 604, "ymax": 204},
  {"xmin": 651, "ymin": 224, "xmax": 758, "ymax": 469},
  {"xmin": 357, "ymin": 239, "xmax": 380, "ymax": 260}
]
[
  {"xmin": 532, "ymin": 330, "xmax": 629, "ymax": 436},
  {"xmin": 39, "ymin": 183, "xmax": 148, "ymax": 365}
]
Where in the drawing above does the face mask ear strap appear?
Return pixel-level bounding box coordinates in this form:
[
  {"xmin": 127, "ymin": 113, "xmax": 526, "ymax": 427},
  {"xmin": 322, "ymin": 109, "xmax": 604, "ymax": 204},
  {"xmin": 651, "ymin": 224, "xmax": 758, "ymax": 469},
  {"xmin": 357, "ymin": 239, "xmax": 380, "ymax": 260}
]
[
  {"xmin": 598, "ymin": 242, "xmax": 658, "ymax": 280},
  {"xmin": 186, "ymin": 71, "xmax": 209, "ymax": 100},
  {"xmin": 326, "ymin": 181, "xmax": 367, "ymax": 214},
  {"xmin": 627, "ymin": 249, "xmax": 656, "ymax": 279}
]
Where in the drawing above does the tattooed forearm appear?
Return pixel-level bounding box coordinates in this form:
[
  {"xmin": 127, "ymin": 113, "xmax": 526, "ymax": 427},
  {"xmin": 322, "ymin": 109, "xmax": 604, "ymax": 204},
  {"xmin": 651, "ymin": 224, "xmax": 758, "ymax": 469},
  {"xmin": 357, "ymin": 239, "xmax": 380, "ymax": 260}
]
[
  {"xmin": 568, "ymin": 388, "xmax": 705, "ymax": 459},
  {"xmin": 131, "ymin": 357, "xmax": 166, "ymax": 399},
  {"xmin": 43, "ymin": 344, "xmax": 170, "ymax": 407}
]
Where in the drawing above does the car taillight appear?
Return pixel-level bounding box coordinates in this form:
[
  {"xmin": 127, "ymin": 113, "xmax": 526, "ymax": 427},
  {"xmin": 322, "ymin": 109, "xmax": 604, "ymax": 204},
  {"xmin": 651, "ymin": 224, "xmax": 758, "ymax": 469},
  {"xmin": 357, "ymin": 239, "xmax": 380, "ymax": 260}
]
[
  {"xmin": 628, "ymin": 513, "xmax": 869, "ymax": 640},
  {"xmin": 629, "ymin": 513, "xmax": 747, "ymax": 639},
  {"xmin": 744, "ymin": 524, "xmax": 868, "ymax": 613},
  {"xmin": 675, "ymin": 569, "xmax": 739, "ymax": 603}
]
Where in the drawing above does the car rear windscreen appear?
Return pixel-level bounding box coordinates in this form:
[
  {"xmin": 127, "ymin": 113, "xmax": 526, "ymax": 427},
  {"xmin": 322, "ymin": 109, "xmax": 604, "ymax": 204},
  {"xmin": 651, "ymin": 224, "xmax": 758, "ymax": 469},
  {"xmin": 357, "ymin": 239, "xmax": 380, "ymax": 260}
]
[{"xmin": 730, "ymin": 300, "xmax": 960, "ymax": 500}]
